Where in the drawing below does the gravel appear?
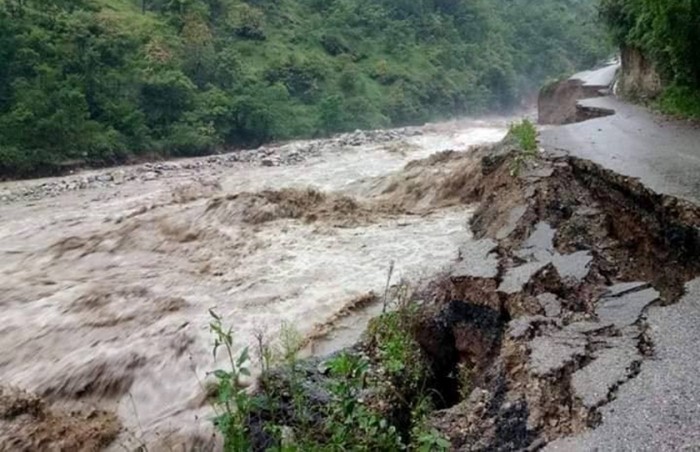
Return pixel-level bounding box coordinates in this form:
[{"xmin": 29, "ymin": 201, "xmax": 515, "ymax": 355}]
[{"xmin": 0, "ymin": 127, "xmax": 422, "ymax": 203}]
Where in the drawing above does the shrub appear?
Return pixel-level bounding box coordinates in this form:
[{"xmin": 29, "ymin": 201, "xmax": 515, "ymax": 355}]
[
  {"xmin": 508, "ymin": 119, "xmax": 538, "ymax": 152},
  {"xmin": 323, "ymin": 352, "xmax": 404, "ymax": 450},
  {"xmin": 264, "ymin": 57, "xmax": 328, "ymax": 102},
  {"xmin": 508, "ymin": 119, "xmax": 539, "ymax": 176},
  {"xmin": 206, "ymin": 287, "xmax": 450, "ymax": 451},
  {"xmin": 227, "ymin": 3, "xmax": 266, "ymax": 40},
  {"xmin": 320, "ymin": 33, "xmax": 350, "ymax": 56},
  {"xmin": 208, "ymin": 310, "xmax": 253, "ymax": 452},
  {"xmin": 658, "ymin": 85, "xmax": 700, "ymax": 120}
]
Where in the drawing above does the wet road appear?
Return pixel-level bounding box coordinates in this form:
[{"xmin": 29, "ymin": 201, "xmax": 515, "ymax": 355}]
[
  {"xmin": 570, "ymin": 62, "xmax": 619, "ymax": 87},
  {"xmin": 542, "ymin": 67, "xmax": 700, "ymax": 451},
  {"xmin": 546, "ymin": 278, "xmax": 700, "ymax": 452},
  {"xmin": 541, "ymin": 95, "xmax": 700, "ymax": 205}
]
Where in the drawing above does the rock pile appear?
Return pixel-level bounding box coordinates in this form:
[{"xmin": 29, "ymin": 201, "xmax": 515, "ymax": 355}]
[{"xmin": 0, "ymin": 127, "xmax": 422, "ymax": 203}]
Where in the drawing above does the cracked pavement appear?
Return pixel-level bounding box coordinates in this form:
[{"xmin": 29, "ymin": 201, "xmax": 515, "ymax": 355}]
[
  {"xmin": 541, "ymin": 69, "xmax": 700, "ymax": 205},
  {"xmin": 546, "ymin": 278, "xmax": 700, "ymax": 451},
  {"xmin": 539, "ymin": 65, "xmax": 700, "ymax": 451}
]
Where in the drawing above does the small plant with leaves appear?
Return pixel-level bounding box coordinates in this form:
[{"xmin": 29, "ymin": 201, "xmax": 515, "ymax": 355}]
[
  {"xmin": 372, "ymin": 311, "xmax": 418, "ymax": 377},
  {"xmin": 410, "ymin": 396, "xmax": 451, "ymax": 452},
  {"xmin": 508, "ymin": 119, "xmax": 539, "ymax": 176},
  {"xmin": 209, "ymin": 309, "xmax": 253, "ymax": 452},
  {"xmin": 509, "ymin": 119, "xmax": 538, "ymax": 152},
  {"xmin": 324, "ymin": 352, "xmax": 404, "ymax": 450},
  {"xmin": 368, "ymin": 282, "xmax": 426, "ymax": 389},
  {"xmin": 253, "ymin": 322, "xmax": 315, "ymax": 451},
  {"xmin": 278, "ymin": 322, "xmax": 312, "ymax": 430},
  {"xmin": 415, "ymin": 428, "xmax": 451, "ymax": 452}
]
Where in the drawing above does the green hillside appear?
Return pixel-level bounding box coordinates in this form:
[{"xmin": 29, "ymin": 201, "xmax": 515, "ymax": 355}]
[
  {"xmin": 0, "ymin": 0, "xmax": 610, "ymax": 177},
  {"xmin": 600, "ymin": 0, "xmax": 700, "ymax": 118}
]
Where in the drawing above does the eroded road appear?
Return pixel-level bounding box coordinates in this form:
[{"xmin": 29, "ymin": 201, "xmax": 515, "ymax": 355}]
[
  {"xmin": 541, "ymin": 66, "xmax": 700, "ymax": 451},
  {"xmin": 541, "ymin": 82, "xmax": 700, "ymax": 205}
]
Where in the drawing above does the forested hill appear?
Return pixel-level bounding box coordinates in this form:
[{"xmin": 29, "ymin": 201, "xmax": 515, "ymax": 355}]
[
  {"xmin": 600, "ymin": 0, "xmax": 700, "ymax": 118},
  {"xmin": 0, "ymin": 0, "xmax": 609, "ymax": 177}
]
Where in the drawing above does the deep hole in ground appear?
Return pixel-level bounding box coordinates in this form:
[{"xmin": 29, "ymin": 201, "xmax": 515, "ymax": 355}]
[{"xmin": 421, "ymin": 148, "xmax": 700, "ymax": 449}]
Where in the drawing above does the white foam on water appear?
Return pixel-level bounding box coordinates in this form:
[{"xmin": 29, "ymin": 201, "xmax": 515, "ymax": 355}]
[{"xmin": 0, "ymin": 120, "xmax": 508, "ymax": 448}]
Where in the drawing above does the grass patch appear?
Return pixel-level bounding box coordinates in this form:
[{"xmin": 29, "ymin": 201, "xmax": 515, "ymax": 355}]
[
  {"xmin": 508, "ymin": 119, "xmax": 539, "ymax": 176},
  {"xmin": 508, "ymin": 119, "xmax": 538, "ymax": 152},
  {"xmin": 206, "ymin": 281, "xmax": 452, "ymax": 451},
  {"xmin": 658, "ymin": 85, "xmax": 700, "ymax": 120}
]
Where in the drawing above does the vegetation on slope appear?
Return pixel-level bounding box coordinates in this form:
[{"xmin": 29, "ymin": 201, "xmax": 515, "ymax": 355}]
[
  {"xmin": 600, "ymin": 0, "xmax": 700, "ymax": 118},
  {"xmin": 0, "ymin": 0, "xmax": 609, "ymax": 177},
  {"xmin": 209, "ymin": 290, "xmax": 450, "ymax": 451}
]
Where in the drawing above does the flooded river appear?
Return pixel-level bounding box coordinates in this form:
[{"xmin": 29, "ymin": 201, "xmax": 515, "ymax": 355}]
[{"xmin": 0, "ymin": 118, "xmax": 509, "ymax": 448}]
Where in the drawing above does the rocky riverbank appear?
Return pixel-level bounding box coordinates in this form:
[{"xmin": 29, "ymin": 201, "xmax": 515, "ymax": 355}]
[
  {"xmin": 235, "ymin": 137, "xmax": 700, "ymax": 450},
  {"xmin": 0, "ymin": 128, "xmax": 421, "ymax": 203}
]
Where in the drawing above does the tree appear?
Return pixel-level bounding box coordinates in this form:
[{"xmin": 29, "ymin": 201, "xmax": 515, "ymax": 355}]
[{"xmin": 0, "ymin": 0, "xmax": 611, "ymax": 177}]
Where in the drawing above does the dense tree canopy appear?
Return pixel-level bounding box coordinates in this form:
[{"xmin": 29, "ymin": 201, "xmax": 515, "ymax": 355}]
[
  {"xmin": 0, "ymin": 0, "xmax": 610, "ymax": 177},
  {"xmin": 600, "ymin": 0, "xmax": 700, "ymax": 86},
  {"xmin": 600, "ymin": 0, "xmax": 700, "ymax": 116}
]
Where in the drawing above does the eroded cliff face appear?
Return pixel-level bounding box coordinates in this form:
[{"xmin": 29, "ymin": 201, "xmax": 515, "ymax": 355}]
[
  {"xmin": 240, "ymin": 141, "xmax": 700, "ymax": 451},
  {"xmin": 617, "ymin": 46, "xmax": 663, "ymax": 100},
  {"xmin": 539, "ymin": 45, "xmax": 664, "ymax": 125},
  {"xmin": 421, "ymin": 148, "xmax": 700, "ymax": 450},
  {"xmin": 538, "ymin": 79, "xmax": 605, "ymax": 125}
]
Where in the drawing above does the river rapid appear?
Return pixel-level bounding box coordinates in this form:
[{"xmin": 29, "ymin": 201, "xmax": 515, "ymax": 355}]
[{"xmin": 0, "ymin": 117, "xmax": 510, "ymax": 449}]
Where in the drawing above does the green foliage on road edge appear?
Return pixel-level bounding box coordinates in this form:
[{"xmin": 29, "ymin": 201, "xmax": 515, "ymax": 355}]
[
  {"xmin": 658, "ymin": 85, "xmax": 700, "ymax": 120},
  {"xmin": 508, "ymin": 119, "xmax": 539, "ymax": 176},
  {"xmin": 600, "ymin": 0, "xmax": 700, "ymax": 119},
  {"xmin": 509, "ymin": 119, "xmax": 538, "ymax": 152}
]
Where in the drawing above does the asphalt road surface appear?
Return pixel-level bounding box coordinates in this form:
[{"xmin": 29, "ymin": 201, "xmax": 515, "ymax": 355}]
[
  {"xmin": 546, "ymin": 278, "xmax": 700, "ymax": 452},
  {"xmin": 541, "ymin": 89, "xmax": 700, "ymax": 205},
  {"xmin": 542, "ymin": 66, "xmax": 700, "ymax": 452}
]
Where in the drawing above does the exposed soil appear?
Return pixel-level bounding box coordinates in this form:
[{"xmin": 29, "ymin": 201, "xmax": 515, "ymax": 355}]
[
  {"xmin": 0, "ymin": 387, "xmax": 120, "ymax": 452},
  {"xmin": 251, "ymin": 140, "xmax": 700, "ymax": 451},
  {"xmin": 538, "ymin": 79, "xmax": 606, "ymax": 125},
  {"xmin": 537, "ymin": 63, "xmax": 619, "ymax": 125},
  {"xmin": 400, "ymin": 148, "xmax": 700, "ymax": 450}
]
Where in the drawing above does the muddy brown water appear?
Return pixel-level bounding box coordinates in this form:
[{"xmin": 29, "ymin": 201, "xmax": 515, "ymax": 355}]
[{"xmin": 0, "ymin": 118, "xmax": 510, "ymax": 448}]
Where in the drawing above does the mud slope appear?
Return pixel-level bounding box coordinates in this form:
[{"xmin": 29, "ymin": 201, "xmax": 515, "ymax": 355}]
[
  {"xmin": 224, "ymin": 138, "xmax": 700, "ymax": 451},
  {"xmin": 406, "ymin": 147, "xmax": 700, "ymax": 450}
]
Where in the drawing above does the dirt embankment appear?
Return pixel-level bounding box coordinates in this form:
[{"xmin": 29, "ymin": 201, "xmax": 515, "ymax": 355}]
[
  {"xmin": 422, "ymin": 150, "xmax": 698, "ymax": 449},
  {"xmin": 538, "ymin": 80, "xmax": 607, "ymax": 125},
  {"xmin": 258, "ymin": 141, "xmax": 700, "ymax": 450},
  {"xmin": 420, "ymin": 148, "xmax": 699, "ymax": 450},
  {"xmin": 538, "ymin": 63, "xmax": 620, "ymax": 125},
  {"xmin": 618, "ymin": 46, "xmax": 663, "ymax": 101}
]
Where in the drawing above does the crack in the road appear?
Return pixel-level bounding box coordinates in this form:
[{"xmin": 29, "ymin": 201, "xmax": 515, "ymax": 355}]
[{"xmin": 420, "ymin": 144, "xmax": 700, "ymax": 449}]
